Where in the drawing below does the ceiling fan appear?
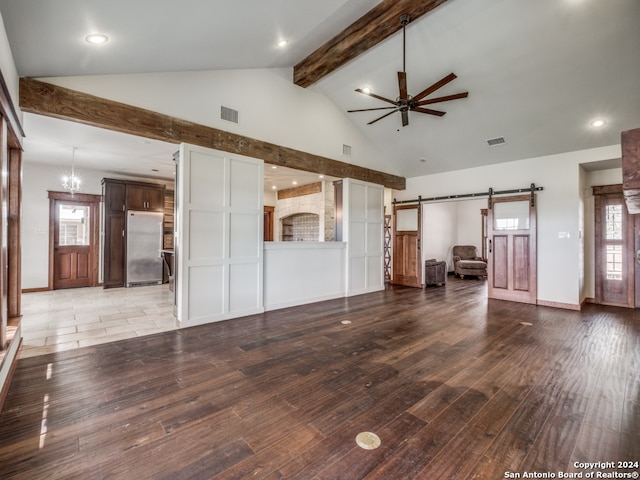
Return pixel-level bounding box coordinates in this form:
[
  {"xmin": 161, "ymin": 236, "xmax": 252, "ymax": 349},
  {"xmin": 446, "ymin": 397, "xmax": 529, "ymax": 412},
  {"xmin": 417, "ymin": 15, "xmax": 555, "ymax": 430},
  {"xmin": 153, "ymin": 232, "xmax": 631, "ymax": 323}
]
[{"xmin": 348, "ymin": 14, "xmax": 468, "ymax": 127}]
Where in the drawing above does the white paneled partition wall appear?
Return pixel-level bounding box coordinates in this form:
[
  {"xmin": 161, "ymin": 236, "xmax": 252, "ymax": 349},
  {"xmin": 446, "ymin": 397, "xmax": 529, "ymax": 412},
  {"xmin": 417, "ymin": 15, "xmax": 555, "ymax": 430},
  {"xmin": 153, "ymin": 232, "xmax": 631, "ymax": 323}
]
[
  {"xmin": 343, "ymin": 179, "xmax": 385, "ymax": 296},
  {"xmin": 176, "ymin": 143, "xmax": 264, "ymax": 326}
]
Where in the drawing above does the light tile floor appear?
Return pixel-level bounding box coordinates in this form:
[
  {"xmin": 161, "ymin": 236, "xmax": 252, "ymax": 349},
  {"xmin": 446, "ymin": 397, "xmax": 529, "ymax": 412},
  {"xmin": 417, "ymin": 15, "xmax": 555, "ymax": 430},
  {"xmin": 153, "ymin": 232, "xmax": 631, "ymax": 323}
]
[{"xmin": 19, "ymin": 284, "xmax": 178, "ymax": 359}]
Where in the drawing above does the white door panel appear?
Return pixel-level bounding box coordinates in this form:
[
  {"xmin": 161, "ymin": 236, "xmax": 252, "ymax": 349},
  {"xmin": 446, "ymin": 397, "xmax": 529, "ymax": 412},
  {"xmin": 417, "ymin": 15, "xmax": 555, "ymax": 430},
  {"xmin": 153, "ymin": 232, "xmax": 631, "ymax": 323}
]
[
  {"xmin": 344, "ymin": 179, "xmax": 384, "ymax": 296},
  {"xmin": 177, "ymin": 143, "xmax": 264, "ymax": 326}
]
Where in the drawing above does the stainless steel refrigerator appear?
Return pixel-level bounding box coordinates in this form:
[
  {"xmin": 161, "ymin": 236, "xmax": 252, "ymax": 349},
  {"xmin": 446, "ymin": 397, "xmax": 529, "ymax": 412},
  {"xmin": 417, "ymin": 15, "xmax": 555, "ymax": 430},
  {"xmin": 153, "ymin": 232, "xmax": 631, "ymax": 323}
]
[{"xmin": 126, "ymin": 211, "xmax": 163, "ymax": 287}]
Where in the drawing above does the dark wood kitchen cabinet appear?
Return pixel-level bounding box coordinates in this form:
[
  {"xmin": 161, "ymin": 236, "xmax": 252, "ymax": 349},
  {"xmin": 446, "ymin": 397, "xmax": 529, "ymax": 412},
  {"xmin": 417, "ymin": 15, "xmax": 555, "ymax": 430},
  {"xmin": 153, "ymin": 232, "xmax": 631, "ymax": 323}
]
[
  {"xmin": 102, "ymin": 178, "xmax": 166, "ymax": 288},
  {"xmin": 102, "ymin": 179, "xmax": 127, "ymax": 288},
  {"xmin": 126, "ymin": 183, "xmax": 165, "ymax": 211}
]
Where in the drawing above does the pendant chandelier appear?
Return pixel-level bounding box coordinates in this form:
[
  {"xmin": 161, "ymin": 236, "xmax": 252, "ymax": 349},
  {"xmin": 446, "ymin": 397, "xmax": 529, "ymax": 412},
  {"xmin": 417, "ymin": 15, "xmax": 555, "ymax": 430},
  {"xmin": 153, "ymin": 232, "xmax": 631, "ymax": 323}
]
[{"xmin": 61, "ymin": 146, "xmax": 81, "ymax": 195}]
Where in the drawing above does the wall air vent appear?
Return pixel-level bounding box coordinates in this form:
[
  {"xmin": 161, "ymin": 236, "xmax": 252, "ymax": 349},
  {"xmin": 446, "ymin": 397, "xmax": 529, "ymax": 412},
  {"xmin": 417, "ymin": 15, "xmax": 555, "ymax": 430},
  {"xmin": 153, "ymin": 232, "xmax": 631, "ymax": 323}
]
[
  {"xmin": 487, "ymin": 137, "xmax": 506, "ymax": 147},
  {"xmin": 221, "ymin": 106, "xmax": 239, "ymax": 124},
  {"xmin": 342, "ymin": 144, "xmax": 352, "ymax": 156}
]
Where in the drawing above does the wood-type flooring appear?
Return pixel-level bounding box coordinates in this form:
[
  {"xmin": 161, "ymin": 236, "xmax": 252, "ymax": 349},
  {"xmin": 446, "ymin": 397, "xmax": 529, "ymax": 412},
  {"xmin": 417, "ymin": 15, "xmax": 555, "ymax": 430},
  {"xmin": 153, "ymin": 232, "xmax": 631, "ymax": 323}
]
[{"xmin": 0, "ymin": 279, "xmax": 638, "ymax": 479}]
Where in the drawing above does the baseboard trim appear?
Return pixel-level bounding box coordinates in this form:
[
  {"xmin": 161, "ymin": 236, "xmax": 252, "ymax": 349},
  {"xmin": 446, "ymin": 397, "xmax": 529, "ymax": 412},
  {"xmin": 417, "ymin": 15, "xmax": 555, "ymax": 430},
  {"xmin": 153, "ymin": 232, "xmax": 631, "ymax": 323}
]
[
  {"xmin": 265, "ymin": 292, "xmax": 346, "ymax": 312},
  {"xmin": 537, "ymin": 299, "xmax": 581, "ymax": 311},
  {"xmin": 22, "ymin": 287, "xmax": 50, "ymax": 293}
]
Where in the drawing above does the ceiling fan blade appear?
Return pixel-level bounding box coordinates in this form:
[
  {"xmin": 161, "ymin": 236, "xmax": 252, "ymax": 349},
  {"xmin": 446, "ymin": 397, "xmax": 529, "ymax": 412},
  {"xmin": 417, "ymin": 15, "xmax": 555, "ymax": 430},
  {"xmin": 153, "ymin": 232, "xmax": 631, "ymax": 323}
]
[
  {"xmin": 413, "ymin": 73, "xmax": 457, "ymax": 102},
  {"xmin": 418, "ymin": 92, "xmax": 469, "ymax": 106},
  {"xmin": 367, "ymin": 108, "xmax": 400, "ymax": 125},
  {"xmin": 401, "ymin": 109, "xmax": 409, "ymax": 127},
  {"xmin": 412, "ymin": 107, "xmax": 446, "ymax": 117},
  {"xmin": 348, "ymin": 106, "xmax": 398, "ymax": 113},
  {"xmin": 398, "ymin": 71, "xmax": 408, "ymax": 100},
  {"xmin": 355, "ymin": 88, "xmax": 397, "ymax": 106}
]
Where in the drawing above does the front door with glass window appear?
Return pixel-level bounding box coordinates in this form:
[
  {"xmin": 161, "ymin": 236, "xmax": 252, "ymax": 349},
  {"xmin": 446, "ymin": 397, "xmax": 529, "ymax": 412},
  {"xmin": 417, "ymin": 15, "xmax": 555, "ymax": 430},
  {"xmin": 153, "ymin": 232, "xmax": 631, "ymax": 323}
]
[
  {"xmin": 593, "ymin": 185, "xmax": 635, "ymax": 307},
  {"xmin": 50, "ymin": 192, "xmax": 99, "ymax": 290}
]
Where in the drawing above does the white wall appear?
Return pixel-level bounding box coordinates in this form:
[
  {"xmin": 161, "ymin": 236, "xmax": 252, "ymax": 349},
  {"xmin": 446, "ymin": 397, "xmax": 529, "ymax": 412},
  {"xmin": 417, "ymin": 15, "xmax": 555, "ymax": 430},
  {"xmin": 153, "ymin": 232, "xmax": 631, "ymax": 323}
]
[
  {"xmin": 40, "ymin": 69, "xmax": 398, "ymax": 178},
  {"xmin": 264, "ymin": 242, "xmax": 346, "ymax": 310},
  {"xmin": 395, "ymin": 145, "xmax": 621, "ymax": 308},
  {"xmin": 21, "ymin": 161, "xmax": 172, "ymax": 289}
]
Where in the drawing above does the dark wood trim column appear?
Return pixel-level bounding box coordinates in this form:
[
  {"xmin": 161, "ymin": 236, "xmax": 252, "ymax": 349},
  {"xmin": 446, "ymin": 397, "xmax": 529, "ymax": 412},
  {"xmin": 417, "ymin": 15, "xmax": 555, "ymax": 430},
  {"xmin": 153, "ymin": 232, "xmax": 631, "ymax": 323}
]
[
  {"xmin": 0, "ymin": 119, "xmax": 6, "ymax": 348},
  {"xmin": 7, "ymin": 149, "xmax": 21, "ymax": 319},
  {"xmin": 0, "ymin": 69, "xmax": 24, "ymax": 413}
]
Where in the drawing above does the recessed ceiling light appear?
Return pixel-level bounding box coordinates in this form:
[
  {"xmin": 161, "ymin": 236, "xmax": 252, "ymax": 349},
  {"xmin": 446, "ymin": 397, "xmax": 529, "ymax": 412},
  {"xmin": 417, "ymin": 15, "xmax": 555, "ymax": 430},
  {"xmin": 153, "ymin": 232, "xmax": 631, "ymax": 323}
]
[
  {"xmin": 292, "ymin": 181, "xmax": 298, "ymax": 185},
  {"xmin": 271, "ymin": 185, "xmax": 277, "ymax": 190},
  {"xmin": 277, "ymin": 40, "xmax": 288, "ymax": 47},
  {"xmin": 362, "ymin": 87, "xmax": 372, "ymax": 94},
  {"xmin": 85, "ymin": 34, "xmax": 109, "ymax": 45},
  {"xmin": 271, "ymin": 165, "xmax": 277, "ymax": 169},
  {"xmin": 590, "ymin": 119, "xmax": 606, "ymax": 128},
  {"xmin": 319, "ymin": 175, "xmax": 325, "ymax": 179}
]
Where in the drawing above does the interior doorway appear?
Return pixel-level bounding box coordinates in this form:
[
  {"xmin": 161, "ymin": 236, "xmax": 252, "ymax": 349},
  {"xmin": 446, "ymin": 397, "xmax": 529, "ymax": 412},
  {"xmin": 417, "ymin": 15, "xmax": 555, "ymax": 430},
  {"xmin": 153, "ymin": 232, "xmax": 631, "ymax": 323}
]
[
  {"xmin": 48, "ymin": 191, "xmax": 100, "ymax": 290},
  {"xmin": 263, "ymin": 206, "xmax": 274, "ymax": 241},
  {"xmin": 392, "ymin": 203, "xmax": 422, "ymax": 287}
]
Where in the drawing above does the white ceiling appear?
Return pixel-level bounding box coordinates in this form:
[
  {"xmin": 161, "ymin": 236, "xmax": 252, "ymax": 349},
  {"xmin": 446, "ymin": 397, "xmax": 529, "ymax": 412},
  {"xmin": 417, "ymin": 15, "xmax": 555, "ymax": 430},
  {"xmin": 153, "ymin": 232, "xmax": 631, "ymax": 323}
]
[{"xmin": 1, "ymin": 0, "xmax": 639, "ymax": 186}]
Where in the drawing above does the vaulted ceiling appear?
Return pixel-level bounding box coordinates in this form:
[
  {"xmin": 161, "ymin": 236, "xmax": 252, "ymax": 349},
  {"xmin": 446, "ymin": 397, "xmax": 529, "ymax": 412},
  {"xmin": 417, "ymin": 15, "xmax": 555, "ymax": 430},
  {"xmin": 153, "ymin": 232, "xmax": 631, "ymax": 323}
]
[{"xmin": 1, "ymin": 0, "xmax": 638, "ymax": 185}]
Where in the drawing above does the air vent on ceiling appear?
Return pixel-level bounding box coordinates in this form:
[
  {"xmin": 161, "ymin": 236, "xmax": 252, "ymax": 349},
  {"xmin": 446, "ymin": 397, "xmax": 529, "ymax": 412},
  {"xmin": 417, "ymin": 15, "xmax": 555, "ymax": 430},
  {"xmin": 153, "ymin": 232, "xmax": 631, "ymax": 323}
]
[
  {"xmin": 221, "ymin": 105, "xmax": 239, "ymax": 124},
  {"xmin": 487, "ymin": 136, "xmax": 506, "ymax": 147},
  {"xmin": 343, "ymin": 144, "xmax": 352, "ymax": 156}
]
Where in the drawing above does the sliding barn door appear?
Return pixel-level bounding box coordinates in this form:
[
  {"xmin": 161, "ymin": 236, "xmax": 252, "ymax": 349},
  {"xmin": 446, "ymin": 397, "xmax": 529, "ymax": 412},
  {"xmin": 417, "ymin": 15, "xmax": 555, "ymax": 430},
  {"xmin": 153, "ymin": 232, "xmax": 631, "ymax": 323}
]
[
  {"xmin": 176, "ymin": 143, "xmax": 264, "ymax": 326},
  {"xmin": 487, "ymin": 195, "xmax": 537, "ymax": 303},
  {"xmin": 392, "ymin": 203, "xmax": 422, "ymax": 288}
]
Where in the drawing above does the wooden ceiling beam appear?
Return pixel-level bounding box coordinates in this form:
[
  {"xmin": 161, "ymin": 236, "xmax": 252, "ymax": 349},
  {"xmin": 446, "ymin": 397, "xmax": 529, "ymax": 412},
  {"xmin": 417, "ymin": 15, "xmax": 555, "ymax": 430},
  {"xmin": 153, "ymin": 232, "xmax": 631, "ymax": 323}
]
[
  {"xmin": 294, "ymin": 0, "xmax": 449, "ymax": 88},
  {"xmin": 19, "ymin": 78, "xmax": 405, "ymax": 190}
]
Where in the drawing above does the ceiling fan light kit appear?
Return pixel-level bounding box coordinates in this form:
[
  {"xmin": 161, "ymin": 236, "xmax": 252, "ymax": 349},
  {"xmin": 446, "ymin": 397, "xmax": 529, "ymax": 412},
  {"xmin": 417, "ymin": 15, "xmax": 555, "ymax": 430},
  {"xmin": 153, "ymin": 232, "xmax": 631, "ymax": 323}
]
[{"xmin": 348, "ymin": 14, "xmax": 468, "ymax": 127}]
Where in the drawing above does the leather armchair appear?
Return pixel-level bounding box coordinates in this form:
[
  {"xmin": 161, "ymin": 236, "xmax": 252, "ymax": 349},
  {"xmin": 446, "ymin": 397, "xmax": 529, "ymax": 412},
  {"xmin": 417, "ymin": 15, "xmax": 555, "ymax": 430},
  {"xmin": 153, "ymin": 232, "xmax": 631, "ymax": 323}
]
[{"xmin": 452, "ymin": 245, "xmax": 487, "ymax": 279}]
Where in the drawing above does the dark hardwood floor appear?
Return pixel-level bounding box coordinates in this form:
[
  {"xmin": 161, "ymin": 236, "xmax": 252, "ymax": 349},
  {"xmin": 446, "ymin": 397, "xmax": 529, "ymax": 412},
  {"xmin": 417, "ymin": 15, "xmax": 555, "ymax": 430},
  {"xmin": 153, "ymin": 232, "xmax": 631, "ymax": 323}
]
[{"xmin": 0, "ymin": 278, "xmax": 638, "ymax": 479}]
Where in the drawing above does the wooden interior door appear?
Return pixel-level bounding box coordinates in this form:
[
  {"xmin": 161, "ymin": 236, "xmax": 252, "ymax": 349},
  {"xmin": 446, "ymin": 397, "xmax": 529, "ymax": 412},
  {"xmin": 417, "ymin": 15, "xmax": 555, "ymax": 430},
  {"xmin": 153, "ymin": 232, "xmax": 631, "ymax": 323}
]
[
  {"xmin": 49, "ymin": 192, "xmax": 99, "ymax": 290},
  {"xmin": 392, "ymin": 203, "xmax": 422, "ymax": 287},
  {"xmin": 487, "ymin": 194, "xmax": 537, "ymax": 303},
  {"xmin": 263, "ymin": 206, "xmax": 274, "ymax": 241},
  {"xmin": 594, "ymin": 185, "xmax": 635, "ymax": 307}
]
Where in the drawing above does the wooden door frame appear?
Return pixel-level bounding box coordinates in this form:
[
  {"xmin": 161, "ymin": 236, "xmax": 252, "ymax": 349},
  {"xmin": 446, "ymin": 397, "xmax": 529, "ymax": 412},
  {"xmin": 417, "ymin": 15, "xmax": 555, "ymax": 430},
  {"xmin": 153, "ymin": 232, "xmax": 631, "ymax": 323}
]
[
  {"xmin": 48, "ymin": 191, "xmax": 101, "ymax": 290},
  {"xmin": 487, "ymin": 194, "xmax": 537, "ymax": 304},
  {"xmin": 593, "ymin": 184, "xmax": 635, "ymax": 307}
]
